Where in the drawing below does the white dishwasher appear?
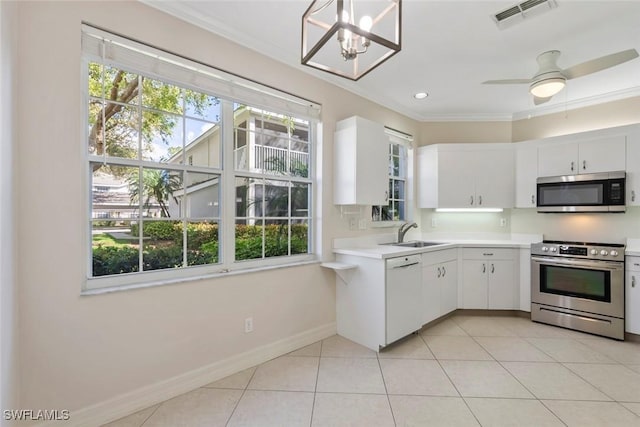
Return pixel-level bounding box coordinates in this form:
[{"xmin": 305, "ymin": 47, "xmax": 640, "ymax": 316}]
[{"xmin": 386, "ymin": 255, "xmax": 422, "ymax": 345}]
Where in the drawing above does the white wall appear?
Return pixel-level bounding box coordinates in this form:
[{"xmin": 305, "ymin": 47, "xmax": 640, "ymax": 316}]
[
  {"xmin": 15, "ymin": 1, "xmax": 420, "ymax": 423},
  {"xmin": 512, "ymin": 97, "xmax": 640, "ymax": 142},
  {"xmin": 0, "ymin": 0, "xmax": 19, "ymax": 422},
  {"xmin": 421, "ymin": 211, "xmax": 511, "ymax": 238},
  {"xmin": 511, "ymin": 208, "xmax": 640, "ymax": 243}
]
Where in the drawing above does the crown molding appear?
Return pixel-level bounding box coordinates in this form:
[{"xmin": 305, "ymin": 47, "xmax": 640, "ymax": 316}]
[
  {"xmin": 512, "ymin": 86, "xmax": 640, "ymax": 121},
  {"xmin": 140, "ymin": 1, "xmax": 640, "ymax": 124}
]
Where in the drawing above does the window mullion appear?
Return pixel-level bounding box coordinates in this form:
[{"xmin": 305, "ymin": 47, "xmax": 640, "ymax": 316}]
[
  {"xmin": 136, "ymin": 78, "xmax": 144, "ymax": 272},
  {"xmin": 221, "ymin": 100, "xmax": 235, "ymax": 267}
]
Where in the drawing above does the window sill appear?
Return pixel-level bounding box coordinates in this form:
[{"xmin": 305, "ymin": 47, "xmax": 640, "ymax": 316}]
[{"xmin": 81, "ymin": 258, "xmax": 320, "ymax": 296}]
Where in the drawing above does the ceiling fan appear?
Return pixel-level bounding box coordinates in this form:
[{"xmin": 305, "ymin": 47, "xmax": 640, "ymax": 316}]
[{"xmin": 483, "ymin": 48, "xmax": 639, "ymax": 105}]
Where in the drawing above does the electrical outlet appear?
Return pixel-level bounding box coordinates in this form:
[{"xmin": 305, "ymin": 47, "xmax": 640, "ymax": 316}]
[
  {"xmin": 431, "ymin": 218, "xmax": 437, "ymax": 228},
  {"xmin": 348, "ymin": 217, "xmax": 357, "ymax": 230},
  {"xmin": 244, "ymin": 317, "xmax": 253, "ymax": 333},
  {"xmin": 500, "ymin": 218, "xmax": 507, "ymax": 227}
]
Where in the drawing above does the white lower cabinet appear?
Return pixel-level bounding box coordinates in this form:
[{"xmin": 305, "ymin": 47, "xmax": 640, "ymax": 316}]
[
  {"xmin": 625, "ymin": 256, "xmax": 640, "ymax": 334},
  {"xmin": 422, "ymin": 249, "xmax": 458, "ymax": 324},
  {"xmin": 334, "ymin": 253, "xmax": 423, "ymax": 352},
  {"xmin": 461, "ymin": 248, "xmax": 518, "ymax": 310},
  {"xmin": 440, "ymin": 259, "xmax": 458, "ymax": 314}
]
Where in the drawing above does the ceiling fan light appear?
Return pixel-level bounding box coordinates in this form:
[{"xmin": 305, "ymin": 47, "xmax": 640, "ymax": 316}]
[{"xmin": 529, "ymin": 77, "xmax": 565, "ymax": 98}]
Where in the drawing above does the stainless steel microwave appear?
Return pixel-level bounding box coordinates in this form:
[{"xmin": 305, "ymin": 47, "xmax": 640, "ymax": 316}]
[{"xmin": 536, "ymin": 171, "xmax": 626, "ymax": 213}]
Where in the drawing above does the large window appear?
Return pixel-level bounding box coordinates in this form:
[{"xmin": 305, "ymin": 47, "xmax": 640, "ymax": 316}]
[
  {"xmin": 84, "ymin": 27, "xmax": 317, "ymax": 289},
  {"xmin": 234, "ymin": 109, "xmax": 311, "ymax": 261}
]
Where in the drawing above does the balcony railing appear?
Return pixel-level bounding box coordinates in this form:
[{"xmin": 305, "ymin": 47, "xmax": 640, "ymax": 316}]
[{"xmin": 234, "ymin": 144, "xmax": 309, "ymax": 175}]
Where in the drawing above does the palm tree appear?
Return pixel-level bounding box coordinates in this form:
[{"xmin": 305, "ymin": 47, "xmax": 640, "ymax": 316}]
[{"xmin": 128, "ymin": 169, "xmax": 182, "ymax": 217}]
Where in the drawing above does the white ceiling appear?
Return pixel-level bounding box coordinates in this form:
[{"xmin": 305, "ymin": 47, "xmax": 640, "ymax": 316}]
[{"xmin": 143, "ymin": 0, "xmax": 640, "ymax": 121}]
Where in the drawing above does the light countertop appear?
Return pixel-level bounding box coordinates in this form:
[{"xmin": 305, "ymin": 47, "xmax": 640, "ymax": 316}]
[
  {"xmin": 626, "ymin": 239, "xmax": 640, "ymax": 256},
  {"xmin": 333, "ymin": 235, "xmax": 540, "ymax": 260}
]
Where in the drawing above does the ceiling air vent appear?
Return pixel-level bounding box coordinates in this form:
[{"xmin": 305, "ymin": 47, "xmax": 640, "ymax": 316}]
[{"xmin": 493, "ymin": 0, "xmax": 558, "ymax": 29}]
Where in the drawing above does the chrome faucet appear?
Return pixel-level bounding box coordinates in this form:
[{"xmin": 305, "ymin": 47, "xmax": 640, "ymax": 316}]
[{"xmin": 397, "ymin": 222, "xmax": 418, "ymax": 243}]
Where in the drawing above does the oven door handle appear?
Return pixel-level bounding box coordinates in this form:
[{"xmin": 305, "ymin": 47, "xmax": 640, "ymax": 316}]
[{"xmin": 531, "ymin": 256, "xmax": 623, "ymax": 271}]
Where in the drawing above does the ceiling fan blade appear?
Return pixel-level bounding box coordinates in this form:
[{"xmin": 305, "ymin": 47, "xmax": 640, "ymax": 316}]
[
  {"xmin": 563, "ymin": 49, "xmax": 639, "ymax": 79},
  {"xmin": 483, "ymin": 79, "xmax": 532, "ymax": 84},
  {"xmin": 534, "ymin": 96, "xmax": 552, "ymax": 105}
]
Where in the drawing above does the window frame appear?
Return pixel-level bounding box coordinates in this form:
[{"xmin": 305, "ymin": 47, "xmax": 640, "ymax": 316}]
[
  {"xmin": 372, "ymin": 129, "xmax": 414, "ymax": 227},
  {"xmin": 82, "ymin": 29, "xmax": 319, "ymax": 292}
]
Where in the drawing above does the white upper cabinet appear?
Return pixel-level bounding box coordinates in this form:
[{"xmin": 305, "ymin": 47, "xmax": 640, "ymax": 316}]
[
  {"xmin": 579, "ymin": 136, "xmax": 626, "ymax": 173},
  {"xmin": 433, "ymin": 150, "xmax": 476, "ymax": 207},
  {"xmin": 515, "ymin": 145, "xmax": 538, "ymax": 208},
  {"xmin": 537, "ymin": 143, "xmax": 578, "ymax": 177},
  {"xmin": 475, "ymin": 149, "xmax": 515, "ymax": 208},
  {"xmin": 537, "ymin": 135, "xmax": 626, "ymax": 177},
  {"xmin": 418, "ymin": 144, "xmax": 514, "ymax": 208},
  {"xmin": 334, "ymin": 116, "xmax": 389, "ymax": 205}
]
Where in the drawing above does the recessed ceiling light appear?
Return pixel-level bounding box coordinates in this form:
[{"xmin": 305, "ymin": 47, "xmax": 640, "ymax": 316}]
[{"xmin": 414, "ymin": 92, "xmax": 429, "ymax": 99}]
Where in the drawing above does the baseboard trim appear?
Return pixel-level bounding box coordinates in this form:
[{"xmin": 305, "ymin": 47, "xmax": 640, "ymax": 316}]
[{"xmin": 37, "ymin": 322, "xmax": 336, "ymax": 427}]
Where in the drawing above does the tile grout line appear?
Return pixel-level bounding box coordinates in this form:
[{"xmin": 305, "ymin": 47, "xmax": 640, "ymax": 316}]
[
  {"xmin": 309, "ymin": 339, "xmax": 323, "ymax": 427},
  {"xmin": 376, "ymin": 346, "xmax": 397, "ymax": 427},
  {"xmin": 522, "ymin": 335, "xmax": 612, "ymax": 365},
  {"xmin": 468, "ymin": 321, "xmax": 573, "ymax": 423},
  {"xmin": 469, "ymin": 318, "xmax": 576, "ymax": 426},
  {"xmin": 522, "ymin": 333, "xmax": 629, "ymax": 403},
  {"xmin": 137, "ymin": 404, "xmax": 161, "ymax": 427},
  {"xmin": 417, "ymin": 331, "xmax": 486, "ymax": 426},
  {"xmin": 558, "ymin": 361, "xmax": 623, "ymax": 403},
  {"xmin": 224, "ymin": 366, "xmax": 259, "ymax": 427},
  {"xmin": 471, "ymin": 318, "xmax": 639, "ymax": 424},
  {"xmin": 537, "ymin": 399, "xmax": 571, "ymax": 427}
]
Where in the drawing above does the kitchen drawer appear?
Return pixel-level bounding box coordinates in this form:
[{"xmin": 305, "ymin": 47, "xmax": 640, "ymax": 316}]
[
  {"xmin": 422, "ymin": 248, "xmax": 458, "ymax": 266},
  {"xmin": 462, "ymin": 247, "xmax": 515, "ymax": 261},
  {"xmin": 626, "ymin": 256, "xmax": 640, "ymax": 272}
]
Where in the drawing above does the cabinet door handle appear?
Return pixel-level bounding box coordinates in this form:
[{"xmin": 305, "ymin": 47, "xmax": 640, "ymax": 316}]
[
  {"xmin": 437, "ymin": 267, "xmax": 441, "ymax": 278},
  {"xmin": 633, "ymin": 276, "xmax": 636, "ymax": 288},
  {"xmin": 483, "ymin": 253, "xmax": 494, "ymax": 256},
  {"xmin": 571, "ymin": 161, "xmax": 574, "ymax": 171},
  {"xmin": 633, "ymin": 190, "xmax": 636, "ymax": 202},
  {"xmin": 583, "ymin": 160, "xmax": 586, "ymax": 170},
  {"xmin": 442, "ymin": 266, "xmax": 446, "ymax": 277},
  {"xmin": 482, "ymin": 263, "xmax": 486, "ymax": 273},
  {"xmin": 478, "ymin": 195, "xmax": 483, "ymax": 205},
  {"xmin": 470, "ymin": 195, "xmax": 474, "ymax": 205},
  {"xmin": 491, "ymin": 263, "xmax": 495, "ymax": 274},
  {"xmin": 531, "ymin": 195, "xmax": 535, "ymax": 205},
  {"xmin": 385, "ymin": 190, "xmax": 389, "ymax": 201}
]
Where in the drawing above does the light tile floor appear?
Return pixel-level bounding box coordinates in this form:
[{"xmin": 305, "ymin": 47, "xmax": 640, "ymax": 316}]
[{"xmin": 104, "ymin": 315, "xmax": 640, "ymax": 427}]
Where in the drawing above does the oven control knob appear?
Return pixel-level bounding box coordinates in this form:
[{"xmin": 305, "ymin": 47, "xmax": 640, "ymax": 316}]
[
  {"xmin": 600, "ymin": 250, "xmax": 609, "ymax": 256},
  {"xmin": 610, "ymin": 250, "xmax": 619, "ymax": 257},
  {"xmin": 541, "ymin": 246, "xmax": 548, "ymax": 252},
  {"xmin": 550, "ymin": 247, "xmax": 557, "ymax": 252},
  {"xmin": 591, "ymin": 249, "xmax": 598, "ymax": 255}
]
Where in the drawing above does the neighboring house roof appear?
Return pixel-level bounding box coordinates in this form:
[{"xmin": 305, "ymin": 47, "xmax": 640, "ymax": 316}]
[{"xmin": 92, "ymin": 174, "xmax": 161, "ymax": 211}]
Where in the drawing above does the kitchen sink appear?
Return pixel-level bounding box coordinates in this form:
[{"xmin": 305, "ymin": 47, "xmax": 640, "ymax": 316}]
[{"xmin": 381, "ymin": 241, "xmax": 447, "ymax": 248}]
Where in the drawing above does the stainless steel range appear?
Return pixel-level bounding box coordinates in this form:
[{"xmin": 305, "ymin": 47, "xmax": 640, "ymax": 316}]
[{"xmin": 531, "ymin": 240, "xmax": 625, "ymax": 340}]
